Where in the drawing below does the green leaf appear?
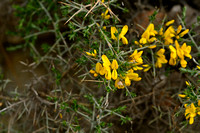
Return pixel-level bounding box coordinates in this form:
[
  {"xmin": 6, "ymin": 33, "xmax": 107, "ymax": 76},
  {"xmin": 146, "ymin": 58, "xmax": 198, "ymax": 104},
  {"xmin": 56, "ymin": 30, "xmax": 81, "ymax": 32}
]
[
  {"xmin": 149, "ymin": 9, "xmax": 159, "ymax": 22},
  {"xmin": 51, "ymin": 67, "xmax": 62, "ymax": 85}
]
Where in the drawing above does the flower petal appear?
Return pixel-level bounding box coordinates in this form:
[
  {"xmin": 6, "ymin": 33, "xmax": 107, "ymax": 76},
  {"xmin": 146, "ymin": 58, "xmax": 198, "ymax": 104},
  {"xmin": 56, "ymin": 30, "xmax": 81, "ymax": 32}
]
[
  {"xmin": 189, "ymin": 117, "xmax": 194, "ymax": 124},
  {"xmin": 179, "ymin": 29, "xmax": 189, "ymax": 37},
  {"xmin": 178, "ymin": 94, "xmax": 186, "ymax": 98},
  {"xmin": 120, "ymin": 25, "xmax": 128, "ymax": 36},
  {"xmin": 111, "ymin": 27, "xmax": 118, "ymax": 40},
  {"xmin": 165, "ymin": 20, "xmax": 175, "ymax": 26},
  {"xmin": 180, "ymin": 59, "xmax": 187, "ymax": 68},
  {"xmin": 96, "ymin": 62, "xmax": 102, "ymax": 73},
  {"xmin": 121, "ymin": 36, "xmax": 128, "ymax": 44},
  {"xmin": 102, "ymin": 55, "xmax": 111, "ymax": 66},
  {"xmin": 111, "ymin": 59, "xmax": 118, "ymax": 69},
  {"xmin": 177, "ymin": 25, "xmax": 182, "ymax": 34},
  {"xmin": 90, "ymin": 70, "xmax": 96, "ymax": 74},
  {"xmin": 125, "ymin": 76, "xmax": 131, "ymax": 86},
  {"xmin": 105, "ymin": 69, "xmax": 111, "ymax": 80},
  {"xmin": 112, "ymin": 69, "xmax": 118, "ymax": 80}
]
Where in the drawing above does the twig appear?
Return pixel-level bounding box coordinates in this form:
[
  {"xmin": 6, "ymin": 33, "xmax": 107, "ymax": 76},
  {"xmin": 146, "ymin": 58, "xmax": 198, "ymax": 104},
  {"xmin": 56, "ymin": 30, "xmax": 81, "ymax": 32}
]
[
  {"xmin": 45, "ymin": 108, "xmax": 50, "ymax": 133},
  {"xmin": 65, "ymin": 4, "xmax": 91, "ymax": 24},
  {"xmin": 0, "ymin": 99, "xmax": 27, "ymax": 113},
  {"xmin": 81, "ymin": 79, "xmax": 104, "ymax": 82},
  {"xmin": 85, "ymin": 0, "xmax": 101, "ymax": 18}
]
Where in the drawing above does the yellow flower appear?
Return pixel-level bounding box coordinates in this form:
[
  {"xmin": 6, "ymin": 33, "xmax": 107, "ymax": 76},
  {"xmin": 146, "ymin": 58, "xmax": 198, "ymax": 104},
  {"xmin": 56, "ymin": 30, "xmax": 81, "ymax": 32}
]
[
  {"xmin": 163, "ymin": 26, "xmax": 175, "ymax": 45},
  {"xmin": 103, "ymin": 26, "xmax": 106, "ymax": 30},
  {"xmin": 101, "ymin": 55, "xmax": 112, "ymax": 80},
  {"xmin": 179, "ymin": 29, "xmax": 189, "ymax": 37},
  {"xmin": 155, "ymin": 49, "xmax": 168, "ymax": 68},
  {"xmin": 185, "ymin": 81, "xmax": 190, "ymax": 86},
  {"xmin": 119, "ymin": 25, "xmax": 128, "ymax": 45},
  {"xmin": 86, "ymin": 49, "xmax": 97, "ymax": 57},
  {"xmin": 175, "ymin": 25, "xmax": 189, "ymax": 39},
  {"xmin": 100, "ymin": 66, "xmax": 107, "ymax": 75},
  {"xmin": 115, "ymin": 78, "xmax": 124, "ymax": 89},
  {"xmin": 169, "ymin": 45, "xmax": 177, "ymax": 66},
  {"xmin": 90, "ymin": 69, "xmax": 98, "ymax": 77},
  {"xmin": 134, "ymin": 41, "xmax": 139, "ymax": 45},
  {"xmin": 90, "ymin": 69, "xmax": 96, "ymax": 74},
  {"xmin": 158, "ymin": 27, "xmax": 163, "ymax": 35},
  {"xmin": 169, "ymin": 40, "xmax": 192, "ymax": 68},
  {"xmin": 101, "ymin": 55, "xmax": 119, "ymax": 80},
  {"xmin": 111, "ymin": 25, "xmax": 128, "ymax": 44},
  {"xmin": 129, "ymin": 50, "xmax": 143, "ymax": 65},
  {"xmin": 175, "ymin": 40, "xmax": 184, "ymax": 59},
  {"xmin": 111, "ymin": 59, "xmax": 118, "ymax": 69},
  {"xmin": 103, "ymin": 65, "xmax": 111, "ymax": 80},
  {"xmin": 145, "ymin": 23, "xmax": 158, "ymax": 36},
  {"xmin": 180, "ymin": 59, "xmax": 187, "ymax": 68},
  {"xmin": 96, "ymin": 62, "xmax": 102, "ymax": 73},
  {"xmin": 135, "ymin": 41, "xmax": 142, "ymax": 47},
  {"xmin": 184, "ymin": 103, "xmax": 196, "ymax": 124},
  {"xmin": 111, "ymin": 59, "xmax": 119, "ymax": 80},
  {"xmin": 111, "ymin": 69, "xmax": 117, "ymax": 80},
  {"xmin": 175, "ymin": 40, "xmax": 184, "ymax": 66},
  {"xmin": 139, "ymin": 23, "xmax": 157, "ymax": 44},
  {"xmin": 165, "ymin": 19, "xmax": 175, "ymax": 26},
  {"xmin": 169, "ymin": 58, "xmax": 176, "ymax": 66},
  {"xmin": 127, "ymin": 69, "xmax": 134, "ymax": 73},
  {"xmin": 126, "ymin": 70, "xmax": 141, "ymax": 81},
  {"xmin": 111, "ymin": 27, "xmax": 118, "ymax": 40},
  {"xmin": 132, "ymin": 65, "xmax": 143, "ymax": 71},
  {"xmin": 125, "ymin": 76, "xmax": 131, "ymax": 86},
  {"xmin": 101, "ymin": 9, "xmax": 110, "ymax": 19},
  {"xmin": 178, "ymin": 94, "xmax": 186, "ymax": 98},
  {"xmin": 90, "ymin": 62, "xmax": 106, "ymax": 77},
  {"xmin": 102, "ymin": 0, "xmax": 104, "ymax": 3},
  {"xmin": 176, "ymin": 25, "xmax": 182, "ymax": 37},
  {"xmin": 114, "ymin": 69, "xmax": 142, "ymax": 87},
  {"xmin": 148, "ymin": 44, "xmax": 156, "ymax": 49},
  {"xmin": 197, "ymin": 65, "xmax": 200, "ymax": 70},
  {"xmin": 181, "ymin": 43, "xmax": 192, "ymax": 59},
  {"xmin": 143, "ymin": 64, "xmax": 151, "ymax": 72},
  {"xmin": 105, "ymin": 68, "xmax": 111, "ymax": 80}
]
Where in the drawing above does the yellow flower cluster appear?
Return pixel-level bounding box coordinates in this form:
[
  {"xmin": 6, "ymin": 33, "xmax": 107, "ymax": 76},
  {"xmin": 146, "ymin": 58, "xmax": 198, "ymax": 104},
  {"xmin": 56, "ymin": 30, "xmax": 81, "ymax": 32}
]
[
  {"xmin": 89, "ymin": 54, "xmax": 142, "ymax": 89},
  {"xmin": 87, "ymin": 17, "xmax": 193, "ymax": 92},
  {"xmin": 179, "ymin": 81, "xmax": 200, "ymax": 124},
  {"xmin": 137, "ymin": 23, "xmax": 157, "ymax": 48},
  {"xmin": 90, "ymin": 55, "xmax": 119, "ymax": 80},
  {"xmin": 90, "ymin": 55, "xmax": 118, "ymax": 80},
  {"xmin": 182, "ymin": 102, "xmax": 200, "ymax": 125},
  {"xmin": 136, "ymin": 20, "xmax": 189, "ymax": 46},
  {"xmin": 169, "ymin": 40, "xmax": 192, "ymax": 68},
  {"xmin": 162, "ymin": 20, "xmax": 189, "ymax": 45},
  {"xmin": 115, "ymin": 69, "xmax": 141, "ymax": 89},
  {"xmin": 155, "ymin": 48, "xmax": 168, "ymax": 68},
  {"xmin": 134, "ymin": 20, "xmax": 192, "ymax": 68},
  {"xmin": 129, "ymin": 50, "xmax": 143, "ymax": 64},
  {"xmin": 129, "ymin": 49, "xmax": 151, "ymax": 72}
]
